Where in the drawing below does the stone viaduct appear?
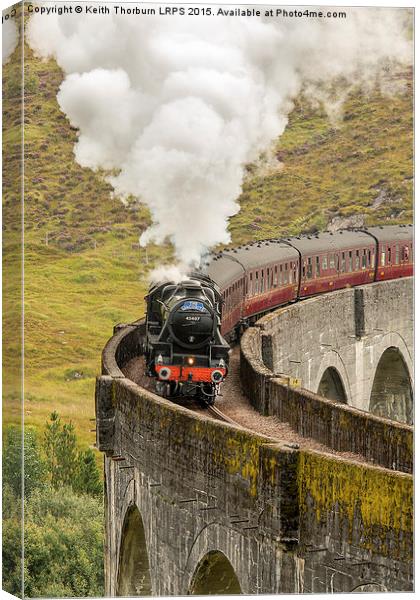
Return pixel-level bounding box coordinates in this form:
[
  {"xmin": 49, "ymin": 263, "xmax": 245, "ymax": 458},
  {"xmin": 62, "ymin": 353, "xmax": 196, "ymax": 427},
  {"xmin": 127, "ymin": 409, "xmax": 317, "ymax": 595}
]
[{"xmin": 95, "ymin": 278, "xmax": 413, "ymax": 595}]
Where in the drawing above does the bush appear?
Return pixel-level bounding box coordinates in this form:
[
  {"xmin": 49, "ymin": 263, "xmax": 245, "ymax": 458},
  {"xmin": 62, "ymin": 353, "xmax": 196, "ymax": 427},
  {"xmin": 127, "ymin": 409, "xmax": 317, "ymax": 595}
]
[
  {"xmin": 3, "ymin": 484, "xmax": 104, "ymax": 597},
  {"xmin": 2, "ymin": 415, "xmax": 104, "ymax": 597}
]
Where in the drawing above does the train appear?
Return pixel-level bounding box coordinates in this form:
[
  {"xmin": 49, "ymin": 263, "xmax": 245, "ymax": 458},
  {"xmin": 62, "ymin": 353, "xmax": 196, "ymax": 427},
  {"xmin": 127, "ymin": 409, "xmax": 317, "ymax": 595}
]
[{"xmin": 144, "ymin": 224, "xmax": 413, "ymax": 404}]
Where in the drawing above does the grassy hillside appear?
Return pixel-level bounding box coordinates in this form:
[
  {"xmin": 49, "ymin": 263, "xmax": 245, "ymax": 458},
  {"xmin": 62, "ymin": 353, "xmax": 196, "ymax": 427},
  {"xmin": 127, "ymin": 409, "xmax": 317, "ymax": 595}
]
[{"xmin": 2, "ymin": 36, "xmax": 413, "ymax": 450}]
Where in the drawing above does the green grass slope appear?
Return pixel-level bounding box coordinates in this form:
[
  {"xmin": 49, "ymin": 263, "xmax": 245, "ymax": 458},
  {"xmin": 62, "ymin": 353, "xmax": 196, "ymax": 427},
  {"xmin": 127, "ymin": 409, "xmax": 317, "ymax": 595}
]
[{"xmin": 2, "ymin": 40, "xmax": 413, "ymax": 449}]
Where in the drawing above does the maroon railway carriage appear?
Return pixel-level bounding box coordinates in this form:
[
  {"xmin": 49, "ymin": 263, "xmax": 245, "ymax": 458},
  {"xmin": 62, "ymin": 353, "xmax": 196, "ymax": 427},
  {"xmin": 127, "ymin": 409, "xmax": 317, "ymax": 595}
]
[
  {"xmin": 204, "ymin": 224, "xmax": 413, "ymax": 337},
  {"xmin": 365, "ymin": 225, "xmax": 413, "ymax": 281},
  {"xmin": 287, "ymin": 230, "xmax": 377, "ymax": 298},
  {"xmin": 205, "ymin": 241, "xmax": 300, "ymax": 337}
]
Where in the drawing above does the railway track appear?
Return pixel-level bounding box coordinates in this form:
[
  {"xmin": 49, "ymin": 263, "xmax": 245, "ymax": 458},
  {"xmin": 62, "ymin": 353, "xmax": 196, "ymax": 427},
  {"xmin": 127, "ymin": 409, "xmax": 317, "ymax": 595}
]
[{"xmin": 205, "ymin": 404, "xmax": 240, "ymax": 426}]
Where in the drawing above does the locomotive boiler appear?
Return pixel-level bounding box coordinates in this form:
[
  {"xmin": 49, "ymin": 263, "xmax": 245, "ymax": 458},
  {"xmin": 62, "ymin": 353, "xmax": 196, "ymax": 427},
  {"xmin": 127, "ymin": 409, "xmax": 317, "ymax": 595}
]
[{"xmin": 144, "ymin": 272, "xmax": 230, "ymax": 404}]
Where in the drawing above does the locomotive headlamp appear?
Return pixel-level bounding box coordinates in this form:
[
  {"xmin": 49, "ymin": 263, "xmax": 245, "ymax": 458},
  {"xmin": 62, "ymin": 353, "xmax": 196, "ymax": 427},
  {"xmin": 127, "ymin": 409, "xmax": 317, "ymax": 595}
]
[
  {"xmin": 187, "ymin": 357, "xmax": 195, "ymax": 366},
  {"xmin": 218, "ymin": 358, "xmax": 226, "ymax": 368},
  {"xmin": 159, "ymin": 367, "xmax": 171, "ymax": 380},
  {"xmin": 188, "ymin": 336, "xmax": 195, "ymax": 343},
  {"xmin": 157, "ymin": 354, "xmax": 163, "ymax": 365},
  {"xmin": 211, "ymin": 369, "xmax": 224, "ymax": 383}
]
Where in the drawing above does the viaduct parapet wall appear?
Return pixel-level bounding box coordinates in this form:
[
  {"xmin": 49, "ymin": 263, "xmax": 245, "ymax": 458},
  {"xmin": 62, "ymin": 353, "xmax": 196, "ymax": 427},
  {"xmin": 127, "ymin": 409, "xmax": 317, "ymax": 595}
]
[
  {"xmin": 240, "ymin": 278, "xmax": 413, "ymax": 473},
  {"xmin": 254, "ymin": 278, "xmax": 413, "ymax": 413},
  {"xmin": 96, "ymin": 279, "xmax": 414, "ymax": 595}
]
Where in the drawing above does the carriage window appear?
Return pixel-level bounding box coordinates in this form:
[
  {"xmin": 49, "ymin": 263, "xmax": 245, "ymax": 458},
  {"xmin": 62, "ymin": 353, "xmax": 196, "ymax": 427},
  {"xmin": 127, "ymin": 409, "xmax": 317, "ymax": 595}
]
[
  {"xmin": 355, "ymin": 250, "xmax": 360, "ymax": 270},
  {"xmin": 341, "ymin": 252, "xmax": 346, "ymax": 273},
  {"xmin": 307, "ymin": 258, "xmax": 313, "ymax": 279},
  {"xmin": 395, "ymin": 245, "xmax": 400, "ymax": 265},
  {"xmin": 315, "ymin": 256, "xmax": 320, "ymax": 277},
  {"xmin": 302, "ymin": 264, "xmax": 306, "ymax": 279},
  {"xmin": 349, "ymin": 251, "xmax": 353, "ymax": 272},
  {"xmin": 381, "ymin": 246, "xmax": 386, "ymax": 266},
  {"xmin": 388, "ymin": 247, "xmax": 392, "ymax": 264},
  {"xmin": 362, "ymin": 250, "xmax": 367, "ymax": 269},
  {"xmin": 371, "ymin": 251, "xmax": 375, "ymax": 268},
  {"xmin": 274, "ymin": 266, "xmax": 278, "ymax": 287},
  {"xmin": 284, "ymin": 263, "xmax": 288, "ymax": 284},
  {"xmin": 261, "ymin": 270, "xmax": 264, "ymax": 293},
  {"xmin": 322, "ymin": 256, "xmax": 328, "ymax": 270},
  {"xmin": 368, "ymin": 249, "xmax": 371, "ymax": 267},
  {"xmin": 329, "ymin": 255, "xmax": 335, "ymax": 269}
]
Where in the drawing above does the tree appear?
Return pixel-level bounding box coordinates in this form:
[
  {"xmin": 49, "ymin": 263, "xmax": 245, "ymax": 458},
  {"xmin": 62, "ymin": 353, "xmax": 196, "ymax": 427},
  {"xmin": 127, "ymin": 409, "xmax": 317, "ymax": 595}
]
[
  {"xmin": 74, "ymin": 448, "xmax": 103, "ymax": 497},
  {"xmin": 3, "ymin": 425, "xmax": 46, "ymax": 498},
  {"xmin": 43, "ymin": 412, "xmax": 78, "ymax": 489}
]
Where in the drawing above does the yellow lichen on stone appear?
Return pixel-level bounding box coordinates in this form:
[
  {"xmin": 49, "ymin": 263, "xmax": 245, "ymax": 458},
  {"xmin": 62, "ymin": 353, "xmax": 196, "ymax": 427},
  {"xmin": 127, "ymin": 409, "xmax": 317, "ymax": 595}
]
[{"xmin": 297, "ymin": 450, "xmax": 413, "ymax": 542}]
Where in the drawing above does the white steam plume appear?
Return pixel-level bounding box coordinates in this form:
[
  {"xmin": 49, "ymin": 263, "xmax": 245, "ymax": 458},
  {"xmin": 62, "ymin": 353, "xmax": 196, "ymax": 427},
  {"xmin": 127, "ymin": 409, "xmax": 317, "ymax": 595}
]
[
  {"xmin": 26, "ymin": 6, "xmax": 412, "ymax": 275},
  {"xmin": 2, "ymin": 16, "xmax": 18, "ymax": 65}
]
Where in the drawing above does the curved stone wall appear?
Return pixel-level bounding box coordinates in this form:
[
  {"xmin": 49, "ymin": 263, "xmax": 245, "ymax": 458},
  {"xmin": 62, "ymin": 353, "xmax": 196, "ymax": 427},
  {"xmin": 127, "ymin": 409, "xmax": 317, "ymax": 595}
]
[
  {"xmin": 240, "ymin": 278, "xmax": 413, "ymax": 472},
  {"xmin": 252, "ymin": 278, "xmax": 413, "ymax": 413}
]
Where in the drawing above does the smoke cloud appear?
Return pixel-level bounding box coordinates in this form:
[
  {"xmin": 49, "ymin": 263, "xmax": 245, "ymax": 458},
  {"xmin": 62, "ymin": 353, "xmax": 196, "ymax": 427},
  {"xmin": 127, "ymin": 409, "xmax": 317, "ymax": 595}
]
[
  {"xmin": 26, "ymin": 5, "xmax": 412, "ymax": 274},
  {"xmin": 2, "ymin": 16, "xmax": 19, "ymax": 65}
]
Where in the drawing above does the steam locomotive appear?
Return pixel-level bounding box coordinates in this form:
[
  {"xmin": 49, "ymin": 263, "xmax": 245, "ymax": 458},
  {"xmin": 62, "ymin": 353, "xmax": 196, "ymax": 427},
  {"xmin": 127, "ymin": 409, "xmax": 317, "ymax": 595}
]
[
  {"xmin": 145, "ymin": 224, "xmax": 413, "ymax": 405},
  {"xmin": 144, "ymin": 272, "xmax": 230, "ymax": 404}
]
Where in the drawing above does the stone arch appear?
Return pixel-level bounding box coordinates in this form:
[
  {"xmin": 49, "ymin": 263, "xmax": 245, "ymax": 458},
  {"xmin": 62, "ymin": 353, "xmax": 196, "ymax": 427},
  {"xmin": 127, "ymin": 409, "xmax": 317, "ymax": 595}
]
[
  {"xmin": 313, "ymin": 351, "xmax": 351, "ymax": 404},
  {"xmin": 116, "ymin": 504, "xmax": 152, "ymax": 596},
  {"xmin": 369, "ymin": 346, "xmax": 413, "ymax": 425},
  {"xmin": 189, "ymin": 550, "xmax": 242, "ymax": 595},
  {"xmin": 183, "ymin": 522, "xmax": 250, "ymax": 594},
  {"xmin": 351, "ymin": 582, "xmax": 388, "ymax": 592},
  {"xmin": 317, "ymin": 367, "xmax": 347, "ymax": 403}
]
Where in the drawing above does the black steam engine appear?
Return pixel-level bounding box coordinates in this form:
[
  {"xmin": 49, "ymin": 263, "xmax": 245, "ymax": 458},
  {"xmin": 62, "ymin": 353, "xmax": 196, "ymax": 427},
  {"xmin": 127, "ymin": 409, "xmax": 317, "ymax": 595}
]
[{"xmin": 144, "ymin": 273, "xmax": 230, "ymax": 405}]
